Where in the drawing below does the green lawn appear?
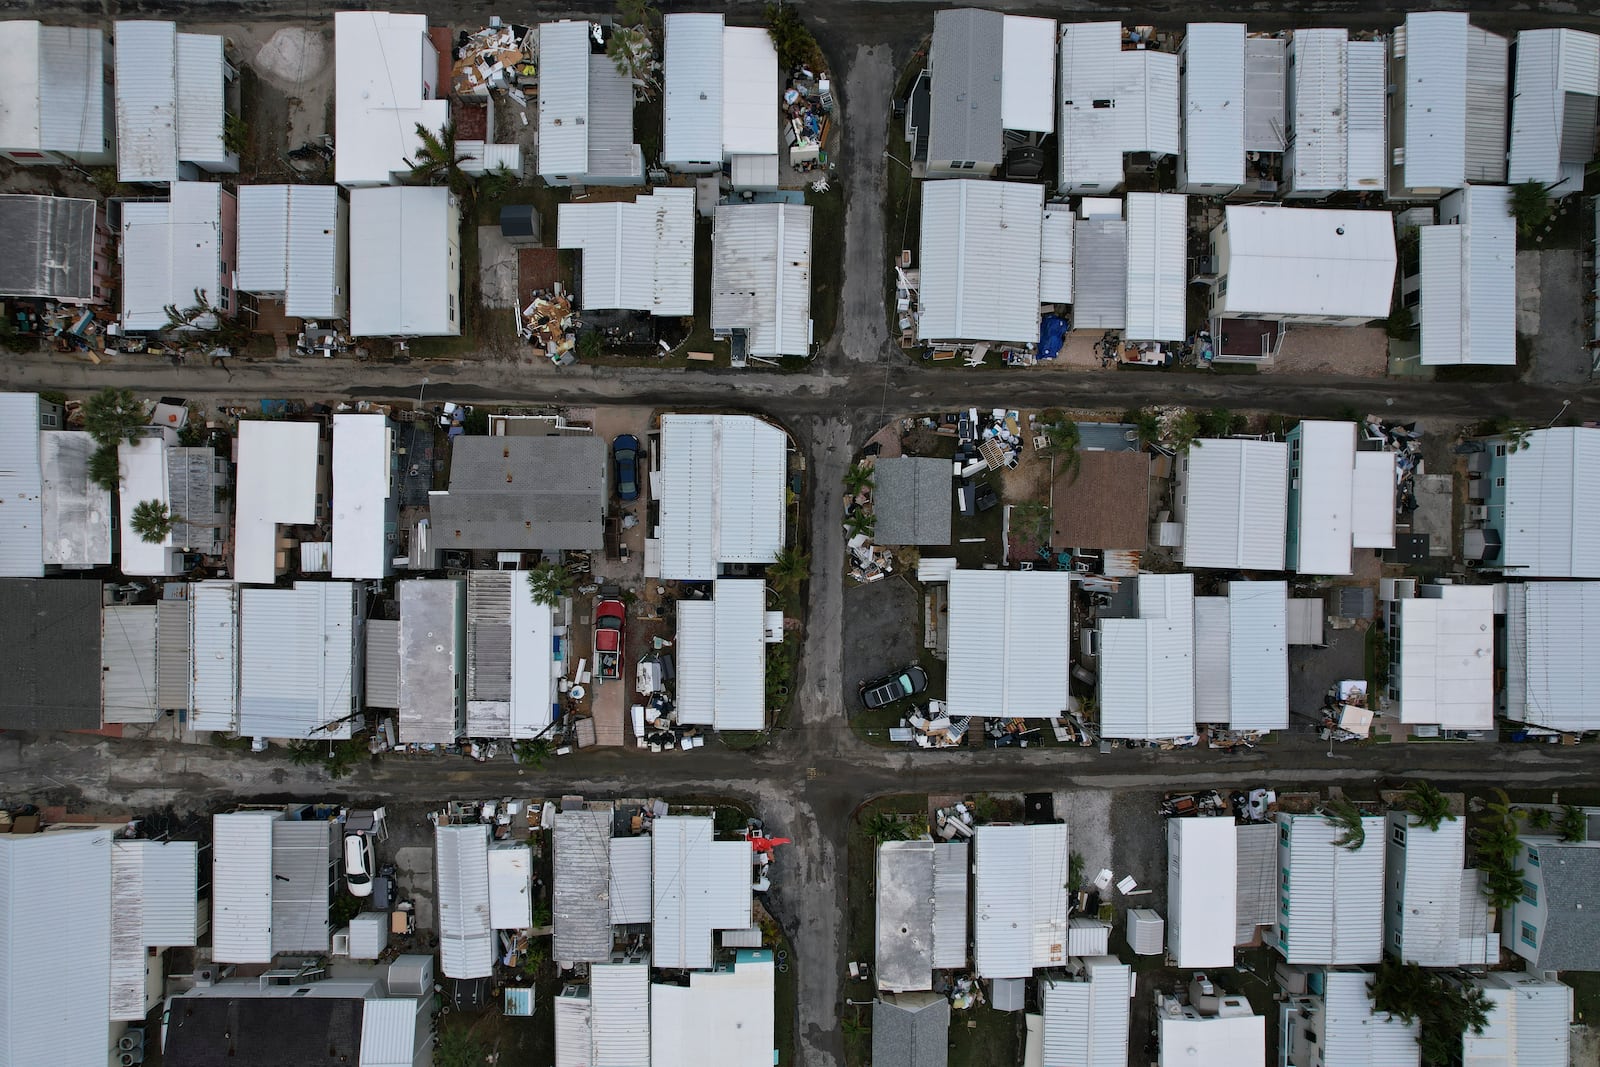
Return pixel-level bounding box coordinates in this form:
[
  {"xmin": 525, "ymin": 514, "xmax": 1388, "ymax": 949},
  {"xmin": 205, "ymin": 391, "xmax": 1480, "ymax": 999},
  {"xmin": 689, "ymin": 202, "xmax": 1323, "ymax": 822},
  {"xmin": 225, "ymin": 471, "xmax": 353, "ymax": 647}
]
[{"xmin": 808, "ymin": 184, "xmax": 844, "ymax": 349}]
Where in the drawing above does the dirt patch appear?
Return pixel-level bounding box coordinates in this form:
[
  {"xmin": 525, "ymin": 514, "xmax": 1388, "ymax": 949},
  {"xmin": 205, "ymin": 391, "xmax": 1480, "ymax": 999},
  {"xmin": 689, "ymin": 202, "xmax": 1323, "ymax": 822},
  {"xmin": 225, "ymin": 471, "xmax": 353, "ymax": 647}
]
[{"xmin": 1266, "ymin": 325, "xmax": 1389, "ymax": 377}]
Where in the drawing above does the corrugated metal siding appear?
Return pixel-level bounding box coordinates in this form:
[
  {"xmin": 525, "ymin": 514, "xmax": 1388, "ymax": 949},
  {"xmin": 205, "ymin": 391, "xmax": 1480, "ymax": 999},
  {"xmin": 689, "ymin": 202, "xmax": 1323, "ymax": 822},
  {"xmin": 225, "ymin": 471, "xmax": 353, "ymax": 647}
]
[
  {"xmin": 1099, "ymin": 574, "xmax": 1197, "ymax": 740},
  {"xmin": 1466, "ymin": 28, "xmax": 1510, "ymax": 184},
  {"xmin": 1321, "ymin": 970, "xmax": 1421, "ymax": 1066},
  {"xmin": 1345, "ymin": 40, "xmax": 1387, "ymax": 191},
  {"xmin": 1388, "ymin": 814, "xmax": 1465, "ymax": 966},
  {"xmin": 537, "ymin": 21, "xmax": 590, "ymax": 178},
  {"xmin": 1503, "ymin": 427, "xmax": 1600, "ymax": 578},
  {"xmin": 1243, "ymin": 36, "xmax": 1287, "ymax": 152},
  {"xmin": 190, "ymin": 580, "xmax": 239, "ymax": 731},
  {"xmin": 1057, "ymin": 22, "xmax": 1125, "ymax": 193},
  {"xmin": 1182, "ymin": 24, "xmax": 1247, "ymax": 189},
  {"xmin": 358, "ymin": 998, "xmax": 418, "ymax": 1067},
  {"xmin": 1124, "ymin": 192, "xmax": 1186, "ymax": 342},
  {"xmin": 271, "ymin": 820, "xmax": 334, "ymax": 954},
  {"xmin": 1419, "ymin": 225, "xmax": 1464, "ymax": 366},
  {"xmin": 931, "ymin": 842, "xmax": 968, "ymax": 970},
  {"xmin": 348, "ymin": 911, "xmax": 388, "ymax": 959},
  {"xmin": 928, "ymin": 8, "xmax": 1004, "ymax": 168},
  {"xmin": 972, "ymin": 824, "xmax": 1068, "ymax": 978},
  {"xmin": 711, "ymin": 578, "xmax": 765, "ymax": 730},
  {"xmin": 651, "ymin": 816, "xmax": 751, "ymax": 970},
  {"xmin": 157, "ymin": 597, "xmax": 192, "ymax": 710},
  {"xmin": 1180, "ymin": 438, "xmax": 1288, "ymax": 569},
  {"xmin": 437, "ymin": 824, "xmax": 494, "ymax": 978},
  {"xmin": 212, "ymin": 811, "xmax": 277, "ymax": 963},
  {"xmin": 554, "ymin": 806, "xmax": 613, "ymax": 962},
  {"xmin": 662, "ymin": 13, "xmax": 724, "ymax": 166},
  {"xmin": 1461, "ymin": 184, "xmax": 1517, "ymax": 365},
  {"xmin": 1400, "ymin": 13, "xmax": 1469, "ymax": 191},
  {"xmin": 0, "ymin": 829, "xmax": 114, "ymax": 1064},
  {"xmin": 674, "ymin": 599, "xmax": 717, "ymax": 726},
  {"xmin": 558, "ymin": 187, "xmax": 694, "ymax": 316},
  {"xmin": 365, "ymin": 619, "xmax": 400, "ymax": 709},
  {"xmin": 240, "ymin": 582, "xmax": 358, "ymax": 740},
  {"xmin": 946, "ymin": 570, "xmax": 1072, "ymax": 718},
  {"xmin": 585, "ymin": 53, "xmax": 640, "ymax": 181},
  {"xmin": 39, "ymin": 27, "xmax": 107, "ymax": 157},
  {"xmin": 1067, "ymin": 916, "xmax": 1110, "ymax": 956},
  {"xmin": 1071, "ymin": 217, "xmax": 1127, "ymax": 329},
  {"xmin": 917, "ymin": 179, "xmax": 1042, "ymax": 344},
  {"xmin": 114, "ymin": 21, "xmax": 178, "ymax": 183},
  {"xmin": 1509, "ymin": 29, "xmax": 1600, "ymax": 187},
  {"xmin": 1507, "ymin": 582, "xmax": 1600, "ymax": 731},
  {"xmin": 1194, "ymin": 596, "xmax": 1232, "ymax": 723},
  {"xmin": 1116, "ymin": 49, "xmax": 1179, "ymax": 157},
  {"xmin": 709, "ymin": 202, "xmax": 813, "ymax": 356},
  {"xmin": 658, "ymin": 414, "xmax": 787, "ymax": 581},
  {"xmin": 286, "ymin": 186, "xmax": 342, "ymax": 318},
  {"xmin": 1228, "ymin": 581, "xmax": 1288, "ymax": 731},
  {"xmin": 1286, "ymin": 29, "xmax": 1347, "ymax": 193},
  {"xmin": 1041, "ymin": 962, "xmax": 1131, "ymax": 1067},
  {"xmin": 1279, "ymin": 813, "xmax": 1385, "ymax": 964},
  {"xmin": 1039, "ymin": 207, "xmax": 1074, "ymax": 302},
  {"xmin": 554, "ymin": 991, "xmax": 593, "ymax": 1067},
  {"xmin": 0, "ymin": 392, "xmax": 44, "ymax": 577},
  {"xmin": 103, "ymin": 604, "xmax": 159, "ymax": 724},
  {"xmin": 467, "ymin": 571, "xmax": 512, "ymax": 702},
  {"xmin": 110, "ymin": 839, "xmax": 198, "ymax": 1019},
  {"xmin": 591, "ymin": 962, "xmax": 650, "ymax": 1067},
  {"xmin": 176, "ymin": 33, "xmax": 227, "ymax": 166},
  {"xmin": 1236, "ymin": 823, "xmax": 1279, "ymax": 944},
  {"xmin": 609, "ymin": 835, "xmax": 652, "ymax": 924}
]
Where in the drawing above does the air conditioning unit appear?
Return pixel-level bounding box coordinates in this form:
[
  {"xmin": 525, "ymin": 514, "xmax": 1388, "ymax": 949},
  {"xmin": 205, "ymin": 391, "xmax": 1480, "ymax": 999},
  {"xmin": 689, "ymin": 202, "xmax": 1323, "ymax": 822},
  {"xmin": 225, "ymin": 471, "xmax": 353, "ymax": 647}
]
[{"xmin": 1467, "ymin": 505, "xmax": 1489, "ymax": 522}]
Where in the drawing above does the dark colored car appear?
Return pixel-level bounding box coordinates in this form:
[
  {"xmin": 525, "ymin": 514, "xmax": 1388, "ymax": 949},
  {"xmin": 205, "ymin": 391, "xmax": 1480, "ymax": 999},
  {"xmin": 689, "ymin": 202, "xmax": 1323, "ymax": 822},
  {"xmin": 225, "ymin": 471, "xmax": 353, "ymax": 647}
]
[
  {"xmin": 859, "ymin": 665, "xmax": 929, "ymax": 709},
  {"xmin": 612, "ymin": 434, "xmax": 641, "ymax": 501}
]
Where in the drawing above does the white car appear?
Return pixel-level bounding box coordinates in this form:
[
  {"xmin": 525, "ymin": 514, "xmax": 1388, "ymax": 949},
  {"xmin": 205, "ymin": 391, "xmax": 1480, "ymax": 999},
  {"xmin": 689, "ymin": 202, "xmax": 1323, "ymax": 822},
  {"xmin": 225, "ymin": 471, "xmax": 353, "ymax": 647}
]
[{"xmin": 344, "ymin": 832, "xmax": 375, "ymax": 897}]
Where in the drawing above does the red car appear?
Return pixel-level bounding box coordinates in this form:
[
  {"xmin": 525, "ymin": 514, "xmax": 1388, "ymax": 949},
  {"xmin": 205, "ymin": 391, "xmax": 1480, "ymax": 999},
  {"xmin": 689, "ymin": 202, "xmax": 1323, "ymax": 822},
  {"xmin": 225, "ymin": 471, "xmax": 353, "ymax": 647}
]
[{"xmin": 595, "ymin": 598, "xmax": 625, "ymax": 681}]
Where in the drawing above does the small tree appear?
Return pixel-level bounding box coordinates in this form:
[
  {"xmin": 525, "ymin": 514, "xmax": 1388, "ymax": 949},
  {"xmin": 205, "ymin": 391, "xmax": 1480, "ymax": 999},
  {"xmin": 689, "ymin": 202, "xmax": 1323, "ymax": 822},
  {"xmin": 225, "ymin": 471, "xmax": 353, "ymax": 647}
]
[
  {"xmin": 433, "ymin": 1027, "xmax": 489, "ymax": 1067},
  {"xmin": 406, "ymin": 121, "xmax": 471, "ymax": 198},
  {"xmin": 1557, "ymin": 804, "xmax": 1589, "ymax": 844},
  {"xmin": 1322, "ymin": 797, "xmax": 1367, "ymax": 852},
  {"xmin": 1123, "ymin": 408, "xmax": 1162, "ymax": 448},
  {"xmin": 525, "ymin": 560, "xmax": 573, "ymax": 607},
  {"xmin": 128, "ymin": 499, "xmax": 179, "ymax": 544},
  {"xmin": 843, "ymin": 461, "xmax": 874, "ymax": 497},
  {"xmin": 607, "ymin": 24, "xmax": 659, "ymax": 99},
  {"xmin": 514, "ymin": 737, "xmax": 555, "ymax": 768},
  {"xmin": 88, "ymin": 444, "xmax": 121, "ymax": 492},
  {"xmin": 863, "ymin": 812, "xmax": 911, "ymax": 843},
  {"xmin": 1039, "ymin": 418, "xmax": 1082, "ymax": 482},
  {"xmin": 844, "ymin": 508, "xmax": 876, "ymax": 538},
  {"xmin": 764, "ymin": 4, "xmax": 824, "ymax": 72},
  {"xmin": 1011, "ymin": 500, "xmax": 1051, "ymax": 544},
  {"xmin": 1169, "ymin": 409, "xmax": 1202, "ymax": 453},
  {"xmin": 1509, "ymin": 180, "xmax": 1555, "ymax": 237},
  {"xmin": 767, "ymin": 546, "xmax": 809, "ymax": 598},
  {"xmin": 1405, "ymin": 780, "xmax": 1454, "ymax": 832},
  {"xmin": 82, "ymin": 387, "xmax": 146, "ymax": 447}
]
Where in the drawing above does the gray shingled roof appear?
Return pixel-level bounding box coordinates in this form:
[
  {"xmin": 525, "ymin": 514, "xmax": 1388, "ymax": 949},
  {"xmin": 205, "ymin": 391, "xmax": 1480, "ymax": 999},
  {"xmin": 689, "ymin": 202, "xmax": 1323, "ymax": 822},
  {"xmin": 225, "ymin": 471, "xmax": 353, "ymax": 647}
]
[
  {"xmin": 927, "ymin": 8, "xmax": 1004, "ymax": 168},
  {"xmin": 0, "ymin": 578, "xmax": 102, "ymax": 729},
  {"xmin": 1531, "ymin": 844, "xmax": 1600, "ymax": 971},
  {"xmin": 873, "ymin": 993, "xmax": 950, "ymax": 1067},
  {"xmin": 430, "ymin": 435, "xmax": 607, "ymax": 551},
  {"xmin": 874, "ymin": 458, "xmax": 952, "ymax": 546}
]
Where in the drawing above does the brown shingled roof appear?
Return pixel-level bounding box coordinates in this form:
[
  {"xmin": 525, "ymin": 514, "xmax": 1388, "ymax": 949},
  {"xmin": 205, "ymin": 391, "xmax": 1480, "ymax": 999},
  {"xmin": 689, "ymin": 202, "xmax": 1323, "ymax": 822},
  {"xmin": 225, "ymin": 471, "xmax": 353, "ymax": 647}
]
[{"xmin": 1050, "ymin": 450, "xmax": 1151, "ymax": 550}]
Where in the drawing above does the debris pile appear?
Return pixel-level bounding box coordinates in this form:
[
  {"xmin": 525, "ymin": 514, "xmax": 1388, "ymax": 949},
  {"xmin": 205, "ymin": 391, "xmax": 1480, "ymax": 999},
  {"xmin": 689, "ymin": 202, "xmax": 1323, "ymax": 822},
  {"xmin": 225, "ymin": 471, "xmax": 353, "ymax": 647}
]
[
  {"xmin": 933, "ymin": 801, "xmax": 975, "ymax": 838},
  {"xmin": 452, "ymin": 21, "xmax": 535, "ymax": 98},
  {"xmin": 518, "ymin": 287, "xmax": 576, "ymax": 359},
  {"xmin": 896, "ymin": 703, "xmax": 970, "ymax": 748},
  {"xmin": 848, "ymin": 533, "xmax": 894, "ymax": 583},
  {"xmin": 783, "ymin": 69, "xmax": 833, "ymax": 170}
]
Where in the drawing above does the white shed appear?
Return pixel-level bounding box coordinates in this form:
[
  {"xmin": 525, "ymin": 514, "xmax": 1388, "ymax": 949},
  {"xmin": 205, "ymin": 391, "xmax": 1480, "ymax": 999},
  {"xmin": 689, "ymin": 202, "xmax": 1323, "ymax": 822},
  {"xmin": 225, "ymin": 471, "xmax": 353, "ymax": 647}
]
[{"xmin": 1098, "ymin": 573, "xmax": 1197, "ymax": 741}]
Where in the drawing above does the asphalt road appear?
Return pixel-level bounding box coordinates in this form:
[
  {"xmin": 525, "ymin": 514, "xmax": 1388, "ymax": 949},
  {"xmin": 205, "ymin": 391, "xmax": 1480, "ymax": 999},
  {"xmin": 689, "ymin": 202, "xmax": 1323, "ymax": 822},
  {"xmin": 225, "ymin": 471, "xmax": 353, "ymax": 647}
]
[{"xmin": 7, "ymin": 3, "xmax": 1600, "ymax": 1064}]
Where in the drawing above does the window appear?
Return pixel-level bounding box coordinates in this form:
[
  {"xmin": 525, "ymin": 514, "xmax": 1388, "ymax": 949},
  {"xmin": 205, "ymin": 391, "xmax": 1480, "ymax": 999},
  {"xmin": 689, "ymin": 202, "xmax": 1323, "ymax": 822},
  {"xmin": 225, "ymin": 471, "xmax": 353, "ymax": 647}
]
[
  {"xmin": 1495, "ymin": 444, "xmax": 1507, "ymax": 458},
  {"xmin": 1527, "ymin": 847, "xmax": 1540, "ymax": 867},
  {"xmin": 1281, "ymin": 826, "xmax": 1291, "ymax": 845},
  {"xmin": 1280, "ymin": 895, "xmax": 1290, "ymax": 916},
  {"xmin": 1520, "ymin": 922, "xmax": 1538, "ymax": 948},
  {"xmin": 1495, "ymin": 477, "xmax": 1506, "ymax": 488},
  {"xmin": 1281, "ymin": 869, "xmax": 1291, "ymax": 889},
  {"xmin": 1392, "ymin": 929, "xmax": 1402, "ymax": 948},
  {"xmin": 1218, "ymin": 275, "xmax": 1228, "ymax": 294},
  {"xmin": 1392, "ymin": 825, "xmax": 1406, "ymax": 846},
  {"xmin": 1522, "ymin": 880, "xmax": 1538, "ymax": 906}
]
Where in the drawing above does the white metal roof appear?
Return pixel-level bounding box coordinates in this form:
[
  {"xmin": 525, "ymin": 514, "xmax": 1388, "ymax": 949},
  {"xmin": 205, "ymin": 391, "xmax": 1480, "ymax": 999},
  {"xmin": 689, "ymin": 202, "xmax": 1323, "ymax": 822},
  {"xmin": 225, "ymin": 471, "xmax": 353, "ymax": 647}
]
[
  {"xmin": 1462, "ymin": 972, "xmax": 1572, "ymax": 1067},
  {"xmin": 1216, "ymin": 205, "xmax": 1395, "ymax": 319},
  {"xmin": 651, "ymin": 815, "xmax": 752, "ymax": 970},
  {"xmin": 1352, "ymin": 451, "xmax": 1397, "ymax": 550},
  {"xmin": 39, "ymin": 430, "xmax": 111, "ymax": 568},
  {"xmin": 358, "ymin": 998, "xmax": 419, "ymax": 1067},
  {"xmin": 675, "ymin": 579, "xmax": 767, "ymax": 731},
  {"xmin": 1286, "ymin": 29, "xmax": 1347, "ymax": 192},
  {"xmin": 592, "ymin": 961, "xmax": 651, "ymax": 1065},
  {"xmin": 972, "ymin": 823, "xmax": 1069, "ymax": 978},
  {"xmin": 333, "ymin": 11, "xmax": 448, "ymax": 186},
  {"xmin": 1041, "ymin": 959, "xmax": 1132, "ymax": 1067},
  {"xmin": 1002, "ymin": 16, "xmax": 1056, "ymax": 134},
  {"xmin": 537, "ymin": 21, "xmax": 591, "ymax": 178},
  {"xmin": 1181, "ymin": 25, "xmax": 1247, "ymax": 190},
  {"xmin": 239, "ymin": 582, "xmax": 358, "ymax": 740},
  {"xmin": 0, "ymin": 24, "xmax": 108, "ymax": 157},
  {"xmin": 348, "ymin": 185, "xmax": 460, "ymax": 336},
  {"xmin": 1099, "ymin": 573, "xmax": 1197, "ymax": 741},
  {"xmin": 103, "ymin": 604, "xmax": 159, "ymax": 724},
  {"xmin": 1505, "ymin": 582, "xmax": 1600, "ymax": 732},
  {"xmin": 1509, "ymin": 29, "xmax": 1600, "ymax": 190},
  {"xmin": 437, "ymin": 824, "xmax": 494, "ymax": 979},
  {"xmin": 1057, "ymin": 22, "xmax": 1126, "ymax": 192},
  {"xmin": 509, "ymin": 574, "xmax": 560, "ymax": 737},
  {"xmin": 917, "ymin": 179, "xmax": 1043, "ymax": 344},
  {"xmin": 557, "ymin": 187, "xmax": 695, "ymax": 316},
  {"xmin": 1180, "ymin": 438, "xmax": 1288, "ymax": 570},
  {"xmin": 1397, "ymin": 584, "xmax": 1494, "ymax": 729},
  {"xmin": 609, "ymin": 835, "xmax": 652, "ymax": 925},
  {"xmin": 1124, "ymin": 192, "xmax": 1187, "ymax": 342},
  {"xmin": 120, "ymin": 181, "xmax": 225, "ymax": 331},
  {"xmin": 662, "ymin": 13, "xmax": 725, "ymax": 167},
  {"xmin": 946, "ymin": 569, "xmax": 1072, "ymax": 718},
  {"xmin": 114, "ymin": 20, "xmax": 178, "ymax": 183},
  {"xmin": 1397, "ymin": 13, "xmax": 1469, "ymax": 191},
  {"xmin": 1159, "ymin": 1010, "xmax": 1266, "ymax": 1067},
  {"xmin": 1319, "ymin": 970, "xmax": 1421, "ymax": 1066},
  {"xmin": 1168, "ymin": 817, "xmax": 1237, "ymax": 968},
  {"xmin": 1466, "ymin": 29, "xmax": 1510, "ymax": 184},
  {"xmin": 117, "ymin": 435, "xmax": 180, "ymax": 576},
  {"xmin": 652, "ymin": 953, "xmax": 774, "ymax": 1067},
  {"xmin": 1243, "ymin": 36, "xmax": 1287, "ymax": 152},
  {"xmin": 1039, "ymin": 207, "xmax": 1075, "ymax": 302},
  {"xmin": 190, "ymin": 579, "xmax": 239, "ymax": 731},
  {"xmin": 722, "ymin": 26, "xmax": 778, "ymax": 156},
  {"xmin": 657, "ymin": 414, "xmax": 787, "ymax": 581},
  {"xmin": 0, "ymin": 828, "xmax": 113, "ymax": 1065},
  {"xmin": 488, "ymin": 844, "xmax": 531, "ymax": 930},
  {"xmin": 332, "ymin": 414, "xmax": 395, "ymax": 580},
  {"xmin": 236, "ymin": 185, "xmax": 346, "ymax": 319},
  {"xmin": 1277, "ymin": 812, "xmax": 1385, "ymax": 965},
  {"xmin": 110, "ymin": 839, "xmax": 198, "ymax": 1017},
  {"xmin": 1421, "ymin": 185, "xmax": 1516, "ymax": 366},
  {"xmin": 1386, "ymin": 813, "xmax": 1466, "ymax": 966},
  {"xmin": 1344, "ymin": 41, "xmax": 1387, "ymax": 191},
  {"xmin": 1116, "ymin": 50, "xmax": 1180, "ymax": 158},
  {"xmin": 1292, "ymin": 421, "xmax": 1363, "ymax": 574},
  {"xmin": 709, "ymin": 201, "xmax": 813, "ymax": 357},
  {"xmin": 555, "ymin": 989, "xmax": 593, "ymax": 1067},
  {"xmin": 0, "ymin": 392, "xmax": 43, "ymax": 577},
  {"xmin": 211, "ymin": 811, "xmax": 279, "ymax": 963},
  {"xmin": 176, "ymin": 32, "xmax": 229, "ymax": 169},
  {"xmin": 1502, "ymin": 427, "xmax": 1600, "ymax": 578},
  {"xmin": 1224, "ymin": 581, "xmax": 1288, "ymax": 731},
  {"xmin": 233, "ymin": 420, "xmax": 319, "ymax": 585}
]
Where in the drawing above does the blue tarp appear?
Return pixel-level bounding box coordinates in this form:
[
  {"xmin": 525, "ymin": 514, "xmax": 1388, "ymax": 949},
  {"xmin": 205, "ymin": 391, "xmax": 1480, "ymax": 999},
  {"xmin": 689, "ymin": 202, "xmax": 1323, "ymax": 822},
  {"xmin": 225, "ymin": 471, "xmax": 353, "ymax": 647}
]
[{"xmin": 1038, "ymin": 314, "xmax": 1068, "ymax": 360}]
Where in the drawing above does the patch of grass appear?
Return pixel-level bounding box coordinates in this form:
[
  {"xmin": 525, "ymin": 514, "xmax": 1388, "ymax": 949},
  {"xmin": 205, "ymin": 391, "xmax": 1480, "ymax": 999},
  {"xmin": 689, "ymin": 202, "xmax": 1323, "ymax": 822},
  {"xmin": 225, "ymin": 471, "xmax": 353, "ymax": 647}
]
[
  {"xmin": 1206, "ymin": 361, "xmax": 1260, "ymax": 375},
  {"xmin": 952, "ymin": 495, "xmax": 1005, "ymax": 569},
  {"xmin": 719, "ymin": 730, "xmax": 767, "ymax": 750},
  {"xmin": 883, "ymin": 127, "xmax": 922, "ymax": 354},
  {"xmin": 948, "ymin": 1002, "xmax": 1024, "ymax": 1067},
  {"xmin": 773, "ymin": 923, "xmax": 798, "ymax": 1064},
  {"xmin": 807, "ymin": 183, "xmax": 844, "ymax": 348}
]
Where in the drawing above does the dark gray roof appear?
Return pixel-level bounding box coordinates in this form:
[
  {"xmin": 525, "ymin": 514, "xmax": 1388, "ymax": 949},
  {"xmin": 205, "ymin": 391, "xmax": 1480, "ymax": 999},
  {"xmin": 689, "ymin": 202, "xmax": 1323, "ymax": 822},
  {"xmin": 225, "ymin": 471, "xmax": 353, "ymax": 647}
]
[
  {"xmin": 162, "ymin": 996, "xmax": 363, "ymax": 1067},
  {"xmin": 1531, "ymin": 843, "xmax": 1600, "ymax": 971},
  {"xmin": 271, "ymin": 819, "xmax": 336, "ymax": 954},
  {"xmin": 0, "ymin": 195, "xmax": 96, "ymax": 301},
  {"xmin": 500, "ymin": 204, "xmax": 539, "ymax": 239},
  {"xmin": 873, "ymin": 993, "xmax": 950, "ymax": 1067},
  {"xmin": 0, "ymin": 578, "xmax": 102, "ymax": 729},
  {"xmin": 430, "ymin": 435, "xmax": 607, "ymax": 551},
  {"xmin": 875, "ymin": 457, "xmax": 952, "ymax": 546},
  {"xmin": 1072, "ymin": 219, "xmax": 1128, "ymax": 330},
  {"xmin": 586, "ymin": 53, "xmax": 639, "ymax": 179},
  {"xmin": 927, "ymin": 8, "xmax": 1004, "ymax": 167}
]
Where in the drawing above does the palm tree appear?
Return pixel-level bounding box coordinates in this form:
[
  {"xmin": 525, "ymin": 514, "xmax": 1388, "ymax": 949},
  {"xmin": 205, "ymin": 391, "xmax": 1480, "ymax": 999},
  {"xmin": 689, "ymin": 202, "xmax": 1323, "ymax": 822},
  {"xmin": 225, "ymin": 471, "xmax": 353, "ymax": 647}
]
[
  {"xmin": 515, "ymin": 737, "xmax": 555, "ymax": 768},
  {"xmin": 1322, "ymin": 797, "xmax": 1367, "ymax": 851},
  {"xmin": 767, "ymin": 546, "xmax": 809, "ymax": 598},
  {"xmin": 843, "ymin": 461, "xmax": 874, "ymax": 497},
  {"xmin": 1124, "ymin": 408, "xmax": 1162, "ymax": 448},
  {"xmin": 525, "ymin": 561, "xmax": 573, "ymax": 607},
  {"xmin": 1405, "ymin": 781, "xmax": 1454, "ymax": 831},
  {"xmin": 406, "ymin": 121, "xmax": 470, "ymax": 196},
  {"xmin": 1509, "ymin": 180, "xmax": 1556, "ymax": 237},
  {"xmin": 1557, "ymin": 804, "xmax": 1588, "ymax": 843},
  {"xmin": 1039, "ymin": 419, "xmax": 1082, "ymax": 482},
  {"xmin": 83, "ymin": 387, "xmax": 146, "ymax": 447},
  {"xmin": 606, "ymin": 25, "xmax": 659, "ymax": 99},
  {"xmin": 1169, "ymin": 409, "xmax": 1202, "ymax": 453},
  {"xmin": 88, "ymin": 445, "xmax": 121, "ymax": 492},
  {"xmin": 129, "ymin": 499, "xmax": 179, "ymax": 544},
  {"xmin": 844, "ymin": 509, "xmax": 875, "ymax": 538},
  {"xmin": 863, "ymin": 812, "xmax": 911, "ymax": 842}
]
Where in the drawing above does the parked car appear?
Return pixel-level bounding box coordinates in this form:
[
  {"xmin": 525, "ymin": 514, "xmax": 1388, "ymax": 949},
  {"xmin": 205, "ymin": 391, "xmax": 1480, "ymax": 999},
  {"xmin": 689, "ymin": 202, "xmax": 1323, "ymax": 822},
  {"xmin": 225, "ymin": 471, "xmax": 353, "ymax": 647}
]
[
  {"xmin": 859, "ymin": 665, "xmax": 929, "ymax": 709},
  {"xmin": 612, "ymin": 434, "xmax": 641, "ymax": 501},
  {"xmin": 344, "ymin": 831, "xmax": 376, "ymax": 897},
  {"xmin": 595, "ymin": 597, "xmax": 626, "ymax": 681}
]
